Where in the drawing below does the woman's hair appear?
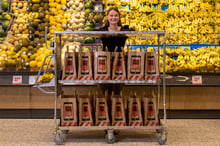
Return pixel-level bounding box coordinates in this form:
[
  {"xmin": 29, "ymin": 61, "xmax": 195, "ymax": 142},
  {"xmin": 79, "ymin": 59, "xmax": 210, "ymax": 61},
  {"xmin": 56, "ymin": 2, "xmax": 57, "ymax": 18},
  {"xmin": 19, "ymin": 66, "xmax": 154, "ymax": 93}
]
[{"xmin": 103, "ymin": 7, "xmax": 122, "ymax": 27}]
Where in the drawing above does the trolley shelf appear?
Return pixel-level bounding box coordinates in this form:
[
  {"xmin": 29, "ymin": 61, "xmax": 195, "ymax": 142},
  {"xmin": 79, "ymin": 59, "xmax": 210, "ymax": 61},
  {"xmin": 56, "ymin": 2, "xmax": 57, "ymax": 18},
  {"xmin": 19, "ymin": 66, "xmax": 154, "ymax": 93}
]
[
  {"xmin": 59, "ymin": 80, "xmax": 159, "ymax": 85},
  {"xmin": 59, "ymin": 125, "xmax": 165, "ymax": 130}
]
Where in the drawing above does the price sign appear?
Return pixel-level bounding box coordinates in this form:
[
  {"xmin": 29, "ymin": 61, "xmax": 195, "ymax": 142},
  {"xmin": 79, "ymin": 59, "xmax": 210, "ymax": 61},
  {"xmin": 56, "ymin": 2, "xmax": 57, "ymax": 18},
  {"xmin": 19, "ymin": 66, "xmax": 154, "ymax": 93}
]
[
  {"xmin": 13, "ymin": 76, "xmax": 22, "ymax": 85},
  {"xmin": 29, "ymin": 76, "xmax": 37, "ymax": 85},
  {"xmin": 192, "ymin": 75, "xmax": 202, "ymax": 85}
]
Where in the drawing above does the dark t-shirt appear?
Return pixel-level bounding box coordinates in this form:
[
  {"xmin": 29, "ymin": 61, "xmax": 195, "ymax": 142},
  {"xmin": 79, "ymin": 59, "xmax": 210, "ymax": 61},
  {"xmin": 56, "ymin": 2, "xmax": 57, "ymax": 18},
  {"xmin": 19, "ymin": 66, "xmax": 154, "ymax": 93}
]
[{"xmin": 96, "ymin": 25, "xmax": 134, "ymax": 52}]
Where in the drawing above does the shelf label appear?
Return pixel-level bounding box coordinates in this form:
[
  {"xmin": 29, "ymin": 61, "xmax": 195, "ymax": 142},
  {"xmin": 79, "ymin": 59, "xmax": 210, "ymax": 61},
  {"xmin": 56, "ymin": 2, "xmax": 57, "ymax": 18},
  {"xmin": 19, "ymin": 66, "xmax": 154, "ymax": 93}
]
[
  {"xmin": 192, "ymin": 75, "xmax": 202, "ymax": 85},
  {"xmin": 29, "ymin": 76, "xmax": 37, "ymax": 85},
  {"xmin": 13, "ymin": 76, "xmax": 22, "ymax": 85}
]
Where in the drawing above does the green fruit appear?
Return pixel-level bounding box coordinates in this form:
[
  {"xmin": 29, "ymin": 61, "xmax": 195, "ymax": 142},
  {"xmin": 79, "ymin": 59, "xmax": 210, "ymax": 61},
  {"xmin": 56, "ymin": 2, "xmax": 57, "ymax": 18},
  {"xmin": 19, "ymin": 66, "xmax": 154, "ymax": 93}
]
[
  {"xmin": 28, "ymin": 27, "xmax": 35, "ymax": 34},
  {"xmin": 85, "ymin": 8, "xmax": 93, "ymax": 15},
  {"xmin": 32, "ymin": 5, "xmax": 39, "ymax": 12},
  {"xmin": 0, "ymin": 30, "xmax": 6, "ymax": 37},
  {"xmin": 22, "ymin": 39, "xmax": 30, "ymax": 47},
  {"xmin": 2, "ymin": 20, "xmax": 9, "ymax": 31},
  {"xmin": 38, "ymin": 23, "xmax": 45, "ymax": 31},
  {"xmin": 1, "ymin": 2, "xmax": 8, "ymax": 11},
  {"xmin": 14, "ymin": 45, "xmax": 22, "ymax": 52},
  {"xmin": 85, "ymin": 21, "xmax": 94, "ymax": 28},
  {"xmin": 32, "ymin": 21, "xmax": 38, "ymax": 29},
  {"xmin": 28, "ymin": 34, "xmax": 35, "ymax": 41},
  {"xmin": 38, "ymin": 12, "xmax": 45, "ymax": 19},
  {"xmin": 85, "ymin": 37, "xmax": 94, "ymax": 44},
  {"xmin": 85, "ymin": 1, "xmax": 93, "ymax": 9},
  {"xmin": 85, "ymin": 26, "xmax": 93, "ymax": 31}
]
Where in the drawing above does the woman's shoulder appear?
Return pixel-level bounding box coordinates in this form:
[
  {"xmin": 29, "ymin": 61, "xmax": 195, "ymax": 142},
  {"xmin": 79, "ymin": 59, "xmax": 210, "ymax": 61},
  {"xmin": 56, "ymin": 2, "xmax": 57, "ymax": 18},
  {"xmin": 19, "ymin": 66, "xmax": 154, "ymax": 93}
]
[{"xmin": 121, "ymin": 25, "xmax": 135, "ymax": 31}]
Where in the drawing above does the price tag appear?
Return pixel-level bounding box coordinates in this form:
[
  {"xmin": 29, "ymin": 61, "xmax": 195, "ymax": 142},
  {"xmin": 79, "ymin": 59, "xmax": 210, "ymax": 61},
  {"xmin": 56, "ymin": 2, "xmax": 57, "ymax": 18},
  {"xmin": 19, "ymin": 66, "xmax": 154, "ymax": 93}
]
[
  {"xmin": 192, "ymin": 75, "xmax": 202, "ymax": 85},
  {"xmin": 29, "ymin": 76, "xmax": 37, "ymax": 85},
  {"xmin": 13, "ymin": 76, "xmax": 22, "ymax": 85}
]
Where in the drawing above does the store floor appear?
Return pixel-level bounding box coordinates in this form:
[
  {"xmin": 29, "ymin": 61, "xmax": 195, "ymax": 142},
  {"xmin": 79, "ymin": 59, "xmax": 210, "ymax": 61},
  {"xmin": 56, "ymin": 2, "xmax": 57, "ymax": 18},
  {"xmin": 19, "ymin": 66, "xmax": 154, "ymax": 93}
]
[{"xmin": 0, "ymin": 119, "xmax": 219, "ymax": 146}]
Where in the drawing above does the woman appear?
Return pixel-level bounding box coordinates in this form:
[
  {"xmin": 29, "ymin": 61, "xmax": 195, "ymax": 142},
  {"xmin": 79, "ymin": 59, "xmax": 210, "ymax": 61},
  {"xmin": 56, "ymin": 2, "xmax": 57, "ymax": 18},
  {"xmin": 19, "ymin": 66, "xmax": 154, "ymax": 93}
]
[
  {"xmin": 97, "ymin": 7, "xmax": 134, "ymax": 52},
  {"xmin": 97, "ymin": 7, "xmax": 134, "ymax": 94}
]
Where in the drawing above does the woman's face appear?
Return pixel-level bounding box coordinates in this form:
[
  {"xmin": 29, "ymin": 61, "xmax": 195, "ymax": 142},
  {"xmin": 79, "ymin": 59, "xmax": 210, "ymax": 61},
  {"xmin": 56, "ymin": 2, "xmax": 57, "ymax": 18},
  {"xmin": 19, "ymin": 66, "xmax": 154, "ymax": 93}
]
[{"xmin": 107, "ymin": 10, "xmax": 119, "ymax": 25}]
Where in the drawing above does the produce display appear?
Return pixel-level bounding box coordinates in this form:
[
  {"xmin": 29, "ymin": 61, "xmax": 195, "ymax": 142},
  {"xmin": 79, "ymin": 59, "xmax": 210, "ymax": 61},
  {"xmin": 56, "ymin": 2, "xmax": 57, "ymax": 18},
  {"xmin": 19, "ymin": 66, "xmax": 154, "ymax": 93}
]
[
  {"xmin": 104, "ymin": 0, "xmax": 220, "ymax": 45},
  {"xmin": 0, "ymin": 0, "xmax": 12, "ymax": 40},
  {"xmin": 0, "ymin": 0, "xmax": 219, "ymax": 75},
  {"xmin": 160, "ymin": 45, "xmax": 220, "ymax": 73}
]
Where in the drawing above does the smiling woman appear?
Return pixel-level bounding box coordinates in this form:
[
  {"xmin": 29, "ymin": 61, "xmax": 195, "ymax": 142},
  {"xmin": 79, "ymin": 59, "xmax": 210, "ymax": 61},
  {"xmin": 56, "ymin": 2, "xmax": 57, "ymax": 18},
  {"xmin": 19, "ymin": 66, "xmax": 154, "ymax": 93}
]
[{"xmin": 96, "ymin": 7, "xmax": 134, "ymax": 52}]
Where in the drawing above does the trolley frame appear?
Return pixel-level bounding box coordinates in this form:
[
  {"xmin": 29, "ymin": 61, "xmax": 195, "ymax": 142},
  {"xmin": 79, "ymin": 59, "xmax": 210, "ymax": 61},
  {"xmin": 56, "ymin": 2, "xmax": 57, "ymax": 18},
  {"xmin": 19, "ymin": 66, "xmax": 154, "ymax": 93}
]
[{"xmin": 35, "ymin": 31, "xmax": 167, "ymax": 145}]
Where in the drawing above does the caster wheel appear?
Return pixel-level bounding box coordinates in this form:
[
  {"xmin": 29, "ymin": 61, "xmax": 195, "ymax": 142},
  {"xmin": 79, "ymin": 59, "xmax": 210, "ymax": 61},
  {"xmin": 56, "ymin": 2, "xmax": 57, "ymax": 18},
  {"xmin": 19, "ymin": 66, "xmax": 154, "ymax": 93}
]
[
  {"xmin": 158, "ymin": 130, "xmax": 167, "ymax": 145},
  {"xmin": 105, "ymin": 133, "xmax": 116, "ymax": 144},
  {"xmin": 61, "ymin": 130, "xmax": 69, "ymax": 134},
  {"xmin": 54, "ymin": 131, "xmax": 64, "ymax": 145}
]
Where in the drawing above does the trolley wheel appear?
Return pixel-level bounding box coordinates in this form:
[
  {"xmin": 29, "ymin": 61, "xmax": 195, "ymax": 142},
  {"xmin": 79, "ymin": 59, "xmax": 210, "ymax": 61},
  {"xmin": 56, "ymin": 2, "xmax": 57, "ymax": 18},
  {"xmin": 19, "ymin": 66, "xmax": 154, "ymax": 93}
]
[
  {"xmin": 54, "ymin": 130, "xmax": 64, "ymax": 145},
  {"xmin": 158, "ymin": 129, "xmax": 167, "ymax": 145},
  {"xmin": 61, "ymin": 130, "xmax": 69, "ymax": 134},
  {"xmin": 105, "ymin": 129, "xmax": 116, "ymax": 144}
]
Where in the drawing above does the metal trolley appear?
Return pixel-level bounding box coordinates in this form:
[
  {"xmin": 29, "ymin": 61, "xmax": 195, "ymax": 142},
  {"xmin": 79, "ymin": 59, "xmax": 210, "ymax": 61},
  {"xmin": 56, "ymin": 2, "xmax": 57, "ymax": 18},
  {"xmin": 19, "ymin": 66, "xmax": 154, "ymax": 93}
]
[{"xmin": 35, "ymin": 31, "xmax": 167, "ymax": 145}]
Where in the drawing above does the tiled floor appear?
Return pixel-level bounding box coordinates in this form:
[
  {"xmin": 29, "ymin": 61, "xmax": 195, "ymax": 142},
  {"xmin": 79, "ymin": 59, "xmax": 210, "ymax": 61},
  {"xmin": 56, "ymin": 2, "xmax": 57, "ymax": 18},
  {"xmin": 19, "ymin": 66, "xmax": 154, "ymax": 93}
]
[{"xmin": 0, "ymin": 119, "xmax": 219, "ymax": 146}]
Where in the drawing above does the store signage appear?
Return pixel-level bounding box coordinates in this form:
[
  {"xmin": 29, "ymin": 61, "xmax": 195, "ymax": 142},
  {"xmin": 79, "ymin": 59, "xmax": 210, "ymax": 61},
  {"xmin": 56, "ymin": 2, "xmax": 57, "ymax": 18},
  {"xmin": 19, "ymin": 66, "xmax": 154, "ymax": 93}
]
[
  {"xmin": 29, "ymin": 76, "xmax": 37, "ymax": 85},
  {"xmin": 192, "ymin": 75, "xmax": 202, "ymax": 85},
  {"xmin": 12, "ymin": 76, "xmax": 22, "ymax": 85}
]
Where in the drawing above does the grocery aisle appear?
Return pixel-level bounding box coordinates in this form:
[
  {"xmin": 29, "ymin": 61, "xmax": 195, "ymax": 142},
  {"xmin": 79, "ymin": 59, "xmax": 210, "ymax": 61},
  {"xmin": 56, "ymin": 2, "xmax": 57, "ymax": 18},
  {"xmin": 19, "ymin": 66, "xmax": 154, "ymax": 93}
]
[{"xmin": 0, "ymin": 119, "xmax": 219, "ymax": 146}]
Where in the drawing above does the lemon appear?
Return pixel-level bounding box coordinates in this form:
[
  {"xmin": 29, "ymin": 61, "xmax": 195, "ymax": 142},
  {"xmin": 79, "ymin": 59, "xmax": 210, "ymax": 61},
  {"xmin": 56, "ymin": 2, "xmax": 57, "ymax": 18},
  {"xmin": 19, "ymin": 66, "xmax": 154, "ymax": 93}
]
[
  {"xmin": 67, "ymin": 12, "xmax": 72, "ymax": 18},
  {"xmin": 49, "ymin": 2, "xmax": 56, "ymax": 8},
  {"xmin": 20, "ymin": 54, "xmax": 28, "ymax": 61},
  {"xmin": 0, "ymin": 56, "xmax": 4, "ymax": 62},
  {"xmin": 12, "ymin": 2, "xmax": 17, "ymax": 7},
  {"xmin": 18, "ymin": 2, "xmax": 23, "ymax": 8},
  {"xmin": 30, "ymin": 61, "xmax": 37, "ymax": 68},
  {"xmin": 12, "ymin": 7, "xmax": 17, "ymax": 12},
  {"xmin": 56, "ymin": 0, "xmax": 61, "ymax": 3},
  {"xmin": 61, "ymin": 19, "xmax": 67, "ymax": 24},
  {"xmin": 37, "ymin": 61, "xmax": 43, "ymax": 68},
  {"xmin": 61, "ymin": 0, "xmax": 66, "ymax": 5},
  {"xmin": 56, "ymin": 23, "xmax": 62, "ymax": 28},
  {"xmin": 56, "ymin": 4, "xmax": 62, "ymax": 10},
  {"xmin": 23, "ymin": 2, "xmax": 27, "ymax": 7}
]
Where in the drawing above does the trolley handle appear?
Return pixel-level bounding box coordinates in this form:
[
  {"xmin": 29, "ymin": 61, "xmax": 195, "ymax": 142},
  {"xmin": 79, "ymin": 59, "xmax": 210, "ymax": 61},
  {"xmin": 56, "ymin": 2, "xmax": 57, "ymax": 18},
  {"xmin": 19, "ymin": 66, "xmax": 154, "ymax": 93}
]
[
  {"xmin": 45, "ymin": 27, "xmax": 55, "ymax": 50},
  {"xmin": 34, "ymin": 54, "xmax": 56, "ymax": 94}
]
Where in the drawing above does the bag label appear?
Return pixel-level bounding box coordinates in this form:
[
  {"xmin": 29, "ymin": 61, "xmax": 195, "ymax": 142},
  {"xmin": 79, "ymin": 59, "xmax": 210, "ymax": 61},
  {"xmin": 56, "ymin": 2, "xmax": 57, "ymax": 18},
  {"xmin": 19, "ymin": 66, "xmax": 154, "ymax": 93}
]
[
  {"xmin": 98, "ymin": 102, "xmax": 106, "ymax": 120},
  {"xmin": 115, "ymin": 102, "xmax": 123, "ymax": 121},
  {"xmin": 82, "ymin": 102, "xmax": 90, "ymax": 121},
  {"xmin": 97, "ymin": 56, "xmax": 107, "ymax": 74},
  {"xmin": 81, "ymin": 56, "xmax": 89, "ymax": 74},
  {"xmin": 147, "ymin": 55, "xmax": 156, "ymax": 74},
  {"xmin": 64, "ymin": 102, "xmax": 74, "ymax": 121},
  {"xmin": 131, "ymin": 56, "xmax": 141, "ymax": 74},
  {"xmin": 115, "ymin": 57, "xmax": 123, "ymax": 75},
  {"xmin": 131, "ymin": 101, "xmax": 139, "ymax": 120}
]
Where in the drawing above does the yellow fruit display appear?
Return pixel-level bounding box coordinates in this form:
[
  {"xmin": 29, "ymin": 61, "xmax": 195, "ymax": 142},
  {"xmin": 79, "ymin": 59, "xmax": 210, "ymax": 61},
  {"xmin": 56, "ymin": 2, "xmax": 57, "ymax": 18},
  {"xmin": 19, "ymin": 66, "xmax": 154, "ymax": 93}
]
[{"xmin": 39, "ymin": 72, "xmax": 54, "ymax": 83}]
